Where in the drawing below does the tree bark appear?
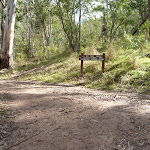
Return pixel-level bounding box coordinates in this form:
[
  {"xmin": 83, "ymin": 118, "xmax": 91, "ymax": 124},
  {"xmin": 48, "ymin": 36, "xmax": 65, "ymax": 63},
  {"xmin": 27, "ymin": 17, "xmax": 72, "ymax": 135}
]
[
  {"xmin": 1, "ymin": 0, "xmax": 17, "ymax": 69},
  {"xmin": 26, "ymin": 9, "xmax": 28, "ymax": 51},
  {"xmin": 48, "ymin": 0, "xmax": 53, "ymax": 47},
  {"xmin": 78, "ymin": 0, "xmax": 81, "ymax": 52},
  {"xmin": 148, "ymin": 0, "xmax": 150, "ymax": 35},
  {"xmin": 1, "ymin": 5, "xmax": 4, "ymax": 49}
]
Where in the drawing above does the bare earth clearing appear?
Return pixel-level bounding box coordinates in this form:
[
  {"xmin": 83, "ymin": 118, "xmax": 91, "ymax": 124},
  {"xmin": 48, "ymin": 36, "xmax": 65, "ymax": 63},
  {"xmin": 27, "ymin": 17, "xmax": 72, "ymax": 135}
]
[{"xmin": 0, "ymin": 80, "xmax": 150, "ymax": 150}]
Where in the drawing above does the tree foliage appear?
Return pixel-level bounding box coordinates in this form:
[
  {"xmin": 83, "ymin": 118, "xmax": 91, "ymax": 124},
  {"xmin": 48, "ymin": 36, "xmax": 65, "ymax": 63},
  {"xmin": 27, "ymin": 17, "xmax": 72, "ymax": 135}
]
[{"xmin": 0, "ymin": 0, "xmax": 150, "ymax": 68}]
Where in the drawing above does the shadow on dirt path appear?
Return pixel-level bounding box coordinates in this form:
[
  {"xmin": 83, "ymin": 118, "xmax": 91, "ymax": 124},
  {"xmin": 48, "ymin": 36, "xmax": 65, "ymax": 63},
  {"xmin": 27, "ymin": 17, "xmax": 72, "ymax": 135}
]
[{"xmin": 0, "ymin": 80, "xmax": 150, "ymax": 150}]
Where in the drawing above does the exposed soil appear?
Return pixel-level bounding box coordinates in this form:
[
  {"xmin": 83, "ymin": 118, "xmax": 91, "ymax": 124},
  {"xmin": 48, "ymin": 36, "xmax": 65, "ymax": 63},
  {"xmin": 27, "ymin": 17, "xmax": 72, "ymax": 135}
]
[{"xmin": 0, "ymin": 80, "xmax": 150, "ymax": 150}]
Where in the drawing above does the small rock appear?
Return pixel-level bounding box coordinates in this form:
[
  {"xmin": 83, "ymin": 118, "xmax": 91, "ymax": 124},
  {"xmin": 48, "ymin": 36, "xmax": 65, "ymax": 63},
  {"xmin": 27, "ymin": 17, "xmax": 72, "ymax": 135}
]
[
  {"xmin": 58, "ymin": 108, "xmax": 65, "ymax": 112},
  {"xmin": 113, "ymin": 94, "xmax": 119, "ymax": 101},
  {"xmin": 1, "ymin": 130, "xmax": 7, "ymax": 134},
  {"xmin": 0, "ymin": 141, "xmax": 3, "ymax": 146},
  {"xmin": 90, "ymin": 119, "xmax": 99, "ymax": 123},
  {"xmin": 113, "ymin": 144, "xmax": 123, "ymax": 150}
]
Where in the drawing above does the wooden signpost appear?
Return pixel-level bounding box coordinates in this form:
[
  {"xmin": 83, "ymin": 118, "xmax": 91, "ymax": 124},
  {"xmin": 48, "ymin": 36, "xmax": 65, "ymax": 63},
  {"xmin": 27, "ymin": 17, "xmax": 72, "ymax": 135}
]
[{"xmin": 79, "ymin": 53, "xmax": 105, "ymax": 74}]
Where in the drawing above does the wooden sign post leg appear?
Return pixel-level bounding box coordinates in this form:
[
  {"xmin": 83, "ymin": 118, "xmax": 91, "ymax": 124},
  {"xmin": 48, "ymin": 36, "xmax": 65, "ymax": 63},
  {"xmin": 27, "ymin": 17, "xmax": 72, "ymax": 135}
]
[
  {"xmin": 102, "ymin": 53, "xmax": 105, "ymax": 73},
  {"xmin": 81, "ymin": 60, "xmax": 83, "ymax": 74},
  {"xmin": 81, "ymin": 53, "xmax": 84, "ymax": 74}
]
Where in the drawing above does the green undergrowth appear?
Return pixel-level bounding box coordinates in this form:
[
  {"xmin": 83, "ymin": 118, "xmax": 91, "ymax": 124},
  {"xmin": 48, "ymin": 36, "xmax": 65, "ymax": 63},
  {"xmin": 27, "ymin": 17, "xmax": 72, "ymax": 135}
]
[{"xmin": 0, "ymin": 45, "xmax": 150, "ymax": 93}]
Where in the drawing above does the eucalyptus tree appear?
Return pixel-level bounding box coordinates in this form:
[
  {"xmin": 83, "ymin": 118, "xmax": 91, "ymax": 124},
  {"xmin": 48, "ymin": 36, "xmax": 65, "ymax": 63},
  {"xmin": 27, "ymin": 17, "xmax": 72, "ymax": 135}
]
[
  {"xmin": 24, "ymin": 0, "xmax": 36, "ymax": 57},
  {"xmin": 34, "ymin": 0, "xmax": 53, "ymax": 47},
  {"xmin": 129, "ymin": 0, "xmax": 148, "ymax": 35},
  {"xmin": 93, "ymin": 0, "xmax": 149, "ymax": 41},
  {"xmin": 54, "ymin": 0, "xmax": 79, "ymax": 52},
  {"xmin": 1, "ymin": 0, "xmax": 5, "ymax": 49},
  {"xmin": 54, "ymin": 0, "xmax": 90, "ymax": 52},
  {"xmin": 148, "ymin": 0, "xmax": 150, "ymax": 35},
  {"xmin": 0, "ymin": 0, "xmax": 17, "ymax": 69}
]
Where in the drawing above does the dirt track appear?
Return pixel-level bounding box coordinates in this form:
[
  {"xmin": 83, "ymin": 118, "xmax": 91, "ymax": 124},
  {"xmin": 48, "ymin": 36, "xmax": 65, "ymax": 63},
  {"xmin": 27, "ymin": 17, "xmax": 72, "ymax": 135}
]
[{"xmin": 0, "ymin": 80, "xmax": 150, "ymax": 150}]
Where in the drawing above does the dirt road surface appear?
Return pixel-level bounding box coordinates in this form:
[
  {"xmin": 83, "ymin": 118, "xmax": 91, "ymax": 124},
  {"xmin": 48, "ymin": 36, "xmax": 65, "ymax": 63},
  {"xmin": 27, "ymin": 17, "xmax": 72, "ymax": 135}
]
[{"xmin": 0, "ymin": 80, "xmax": 150, "ymax": 150}]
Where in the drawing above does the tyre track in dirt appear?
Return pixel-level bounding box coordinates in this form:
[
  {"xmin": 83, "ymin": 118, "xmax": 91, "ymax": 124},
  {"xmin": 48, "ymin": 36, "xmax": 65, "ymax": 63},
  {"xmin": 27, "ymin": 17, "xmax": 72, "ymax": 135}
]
[{"xmin": 0, "ymin": 80, "xmax": 150, "ymax": 150}]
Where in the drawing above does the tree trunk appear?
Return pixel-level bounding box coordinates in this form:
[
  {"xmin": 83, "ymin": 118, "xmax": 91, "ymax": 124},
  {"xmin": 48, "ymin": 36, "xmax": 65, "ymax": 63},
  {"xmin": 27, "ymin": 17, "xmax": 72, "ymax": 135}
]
[
  {"xmin": 42, "ymin": 32, "xmax": 46, "ymax": 57},
  {"xmin": 1, "ymin": 5, "xmax": 4, "ymax": 49},
  {"xmin": 78, "ymin": 0, "xmax": 81, "ymax": 52},
  {"xmin": 101, "ymin": 14, "xmax": 107, "ymax": 42},
  {"xmin": 29, "ymin": 0, "xmax": 33, "ymax": 57},
  {"xmin": 148, "ymin": 0, "xmax": 150, "ymax": 35},
  {"xmin": 34, "ymin": 0, "xmax": 51, "ymax": 47},
  {"xmin": 26, "ymin": 0, "xmax": 29, "ymax": 56},
  {"xmin": 48, "ymin": 0, "xmax": 53, "ymax": 47},
  {"xmin": 0, "ymin": 0, "xmax": 17, "ymax": 69}
]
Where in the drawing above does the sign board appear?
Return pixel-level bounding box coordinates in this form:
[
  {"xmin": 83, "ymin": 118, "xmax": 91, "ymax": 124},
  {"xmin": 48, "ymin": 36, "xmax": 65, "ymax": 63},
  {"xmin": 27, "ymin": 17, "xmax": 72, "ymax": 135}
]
[
  {"xmin": 79, "ymin": 53, "xmax": 105, "ymax": 73},
  {"xmin": 79, "ymin": 58, "xmax": 104, "ymax": 61}
]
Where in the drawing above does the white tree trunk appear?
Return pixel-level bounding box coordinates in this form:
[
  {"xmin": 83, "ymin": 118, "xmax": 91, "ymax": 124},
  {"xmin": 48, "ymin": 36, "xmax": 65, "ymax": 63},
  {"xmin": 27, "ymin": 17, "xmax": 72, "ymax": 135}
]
[{"xmin": 1, "ymin": 0, "xmax": 17, "ymax": 68}]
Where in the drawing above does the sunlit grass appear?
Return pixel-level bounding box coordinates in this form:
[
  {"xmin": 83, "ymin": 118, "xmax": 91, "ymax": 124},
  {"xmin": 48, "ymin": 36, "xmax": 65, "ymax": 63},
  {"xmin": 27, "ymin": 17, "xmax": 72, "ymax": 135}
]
[{"xmin": 0, "ymin": 44, "xmax": 149, "ymax": 93}]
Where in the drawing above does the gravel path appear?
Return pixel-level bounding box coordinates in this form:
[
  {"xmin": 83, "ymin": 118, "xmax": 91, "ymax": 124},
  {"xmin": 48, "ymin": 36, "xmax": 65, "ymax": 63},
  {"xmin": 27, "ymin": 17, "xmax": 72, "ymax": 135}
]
[{"xmin": 0, "ymin": 80, "xmax": 150, "ymax": 150}]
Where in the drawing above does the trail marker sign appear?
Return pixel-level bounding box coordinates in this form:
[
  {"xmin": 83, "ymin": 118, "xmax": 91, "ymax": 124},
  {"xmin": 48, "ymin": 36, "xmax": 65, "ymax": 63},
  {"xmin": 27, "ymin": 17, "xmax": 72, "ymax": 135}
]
[{"xmin": 79, "ymin": 53, "xmax": 105, "ymax": 74}]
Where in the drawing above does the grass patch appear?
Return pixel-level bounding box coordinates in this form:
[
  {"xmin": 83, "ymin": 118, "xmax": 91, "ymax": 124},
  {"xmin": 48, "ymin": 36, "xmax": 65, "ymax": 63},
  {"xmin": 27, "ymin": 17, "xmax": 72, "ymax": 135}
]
[{"xmin": 0, "ymin": 46, "xmax": 150, "ymax": 93}]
